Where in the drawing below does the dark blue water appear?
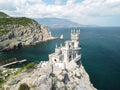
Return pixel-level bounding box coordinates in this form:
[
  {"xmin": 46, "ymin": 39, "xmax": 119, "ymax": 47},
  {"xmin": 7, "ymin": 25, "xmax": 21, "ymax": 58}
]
[{"xmin": 0, "ymin": 27, "xmax": 120, "ymax": 90}]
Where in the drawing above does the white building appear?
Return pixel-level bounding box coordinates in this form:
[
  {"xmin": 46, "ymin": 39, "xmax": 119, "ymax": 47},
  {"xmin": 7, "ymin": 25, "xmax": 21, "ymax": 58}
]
[{"xmin": 49, "ymin": 29, "xmax": 81, "ymax": 69}]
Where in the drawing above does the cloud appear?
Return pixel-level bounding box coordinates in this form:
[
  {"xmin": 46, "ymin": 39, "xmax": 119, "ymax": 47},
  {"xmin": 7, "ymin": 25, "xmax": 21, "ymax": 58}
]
[{"xmin": 0, "ymin": 0, "xmax": 120, "ymax": 26}]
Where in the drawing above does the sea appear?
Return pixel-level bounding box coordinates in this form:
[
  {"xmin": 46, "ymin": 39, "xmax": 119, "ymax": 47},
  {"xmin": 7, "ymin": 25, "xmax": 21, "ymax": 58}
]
[{"xmin": 0, "ymin": 27, "xmax": 120, "ymax": 90}]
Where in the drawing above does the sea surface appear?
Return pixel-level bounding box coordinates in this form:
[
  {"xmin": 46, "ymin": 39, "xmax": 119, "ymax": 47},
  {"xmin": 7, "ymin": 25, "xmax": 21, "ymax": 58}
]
[{"xmin": 0, "ymin": 27, "xmax": 120, "ymax": 90}]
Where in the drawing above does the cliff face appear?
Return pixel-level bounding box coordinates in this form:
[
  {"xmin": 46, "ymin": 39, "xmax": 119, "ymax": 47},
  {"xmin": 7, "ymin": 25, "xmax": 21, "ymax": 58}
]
[
  {"xmin": 3, "ymin": 61, "xmax": 97, "ymax": 90},
  {"xmin": 0, "ymin": 18, "xmax": 52, "ymax": 51}
]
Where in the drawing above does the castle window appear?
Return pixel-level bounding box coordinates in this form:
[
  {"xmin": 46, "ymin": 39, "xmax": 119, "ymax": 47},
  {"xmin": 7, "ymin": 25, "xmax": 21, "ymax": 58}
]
[
  {"xmin": 69, "ymin": 45, "xmax": 71, "ymax": 48},
  {"xmin": 69, "ymin": 55, "xmax": 71, "ymax": 61},
  {"xmin": 54, "ymin": 59, "xmax": 57, "ymax": 62}
]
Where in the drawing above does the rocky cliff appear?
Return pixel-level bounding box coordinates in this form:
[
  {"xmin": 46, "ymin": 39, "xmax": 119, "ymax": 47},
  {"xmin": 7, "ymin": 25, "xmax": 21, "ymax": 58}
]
[
  {"xmin": 0, "ymin": 17, "xmax": 54, "ymax": 51},
  {"xmin": 2, "ymin": 61, "xmax": 97, "ymax": 90}
]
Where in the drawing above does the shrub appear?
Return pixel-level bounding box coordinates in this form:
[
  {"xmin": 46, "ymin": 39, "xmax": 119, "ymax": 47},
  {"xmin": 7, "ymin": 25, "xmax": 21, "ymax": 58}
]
[
  {"xmin": 25, "ymin": 62, "xmax": 35, "ymax": 70},
  {"xmin": 18, "ymin": 83, "xmax": 30, "ymax": 90}
]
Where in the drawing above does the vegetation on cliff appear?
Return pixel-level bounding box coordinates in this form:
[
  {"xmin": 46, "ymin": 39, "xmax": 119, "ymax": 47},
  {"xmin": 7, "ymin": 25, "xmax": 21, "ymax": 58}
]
[
  {"xmin": 0, "ymin": 17, "xmax": 37, "ymax": 36},
  {"xmin": 0, "ymin": 17, "xmax": 36, "ymax": 26}
]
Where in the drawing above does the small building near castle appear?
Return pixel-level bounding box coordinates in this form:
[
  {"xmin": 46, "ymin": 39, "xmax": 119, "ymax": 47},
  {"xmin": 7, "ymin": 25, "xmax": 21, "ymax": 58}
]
[{"xmin": 49, "ymin": 29, "xmax": 81, "ymax": 69}]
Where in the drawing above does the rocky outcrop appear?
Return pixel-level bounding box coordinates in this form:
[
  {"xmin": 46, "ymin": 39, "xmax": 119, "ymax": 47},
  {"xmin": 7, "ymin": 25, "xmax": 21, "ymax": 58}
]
[
  {"xmin": 0, "ymin": 20, "xmax": 55, "ymax": 51},
  {"xmin": 4, "ymin": 61, "xmax": 97, "ymax": 90}
]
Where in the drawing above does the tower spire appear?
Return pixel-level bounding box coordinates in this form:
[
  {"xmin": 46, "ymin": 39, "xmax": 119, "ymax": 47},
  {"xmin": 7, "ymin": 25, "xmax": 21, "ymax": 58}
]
[
  {"xmin": 56, "ymin": 44, "xmax": 58, "ymax": 48},
  {"xmin": 60, "ymin": 43, "xmax": 62, "ymax": 47}
]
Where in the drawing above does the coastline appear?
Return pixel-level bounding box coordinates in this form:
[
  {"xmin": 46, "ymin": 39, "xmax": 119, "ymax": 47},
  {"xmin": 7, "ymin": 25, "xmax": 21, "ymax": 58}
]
[{"xmin": 0, "ymin": 36, "xmax": 58, "ymax": 52}]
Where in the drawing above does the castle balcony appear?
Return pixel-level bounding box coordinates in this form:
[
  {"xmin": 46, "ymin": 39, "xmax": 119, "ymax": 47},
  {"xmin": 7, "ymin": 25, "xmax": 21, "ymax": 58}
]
[{"xmin": 73, "ymin": 54, "xmax": 81, "ymax": 62}]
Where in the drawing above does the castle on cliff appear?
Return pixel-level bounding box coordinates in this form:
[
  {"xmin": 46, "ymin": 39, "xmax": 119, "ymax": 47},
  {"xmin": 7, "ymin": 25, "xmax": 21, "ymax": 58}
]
[{"xmin": 48, "ymin": 29, "xmax": 81, "ymax": 69}]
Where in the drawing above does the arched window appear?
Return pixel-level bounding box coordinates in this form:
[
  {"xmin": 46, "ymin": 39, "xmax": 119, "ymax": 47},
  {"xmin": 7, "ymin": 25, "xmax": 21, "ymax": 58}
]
[{"xmin": 54, "ymin": 59, "xmax": 57, "ymax": 62}]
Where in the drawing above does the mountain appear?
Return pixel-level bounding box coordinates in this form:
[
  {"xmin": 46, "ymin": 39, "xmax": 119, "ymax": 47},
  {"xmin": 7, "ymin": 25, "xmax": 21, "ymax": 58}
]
[
  {"xmin": 0, "ymin": 12, "xmax": 10, "ymax": 18},
  {"xmin": 35, "ymin": 18, "xmax": 86, "ymax": 28},
  {"xmin": 0, "ymin": 12, "xmax": 54, "ymax": 51}
]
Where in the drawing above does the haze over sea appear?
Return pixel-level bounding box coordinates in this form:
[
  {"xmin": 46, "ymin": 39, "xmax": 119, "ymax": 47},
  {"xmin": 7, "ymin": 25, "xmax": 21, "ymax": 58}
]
[{"xmin": 0, "ymin": 27, "xmax": 120, "ymax": 90}]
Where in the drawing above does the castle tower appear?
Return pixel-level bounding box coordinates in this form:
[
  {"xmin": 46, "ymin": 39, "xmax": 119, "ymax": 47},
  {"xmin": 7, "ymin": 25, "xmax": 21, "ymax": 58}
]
[
  {"xmin": 48, "ymin": 28, "xmax": 81, "ymax": 69},
  {"xmin": 71, "ymin": 29, "xmax": 80, "ymax": 41},
  {"xmin": 71, "ymin": 29, "xmax": 80, "ymax": 48}
]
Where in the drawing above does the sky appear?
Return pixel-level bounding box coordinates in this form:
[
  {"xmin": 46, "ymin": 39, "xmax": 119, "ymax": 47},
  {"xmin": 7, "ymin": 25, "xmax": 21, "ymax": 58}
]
[{"xmin": 0, "ymin": 0, "xmax": 120, "ymax": 26}]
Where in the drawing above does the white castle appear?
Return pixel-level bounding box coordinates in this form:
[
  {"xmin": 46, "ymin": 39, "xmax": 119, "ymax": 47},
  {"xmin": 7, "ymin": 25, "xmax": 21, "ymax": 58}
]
[{"xmin": 48, "ymin": 29, "xmax": 81, "ymax": 69}]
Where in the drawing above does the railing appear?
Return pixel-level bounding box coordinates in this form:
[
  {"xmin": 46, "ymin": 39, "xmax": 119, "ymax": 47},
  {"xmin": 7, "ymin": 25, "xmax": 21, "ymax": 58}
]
[{"xmin": 0, "ymin": 59, "xmax": 27, "ymax": 68}]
